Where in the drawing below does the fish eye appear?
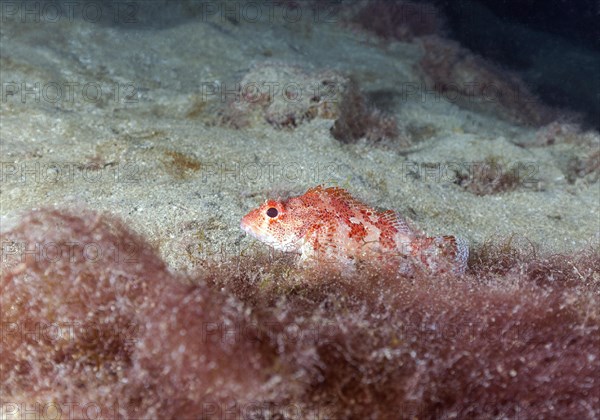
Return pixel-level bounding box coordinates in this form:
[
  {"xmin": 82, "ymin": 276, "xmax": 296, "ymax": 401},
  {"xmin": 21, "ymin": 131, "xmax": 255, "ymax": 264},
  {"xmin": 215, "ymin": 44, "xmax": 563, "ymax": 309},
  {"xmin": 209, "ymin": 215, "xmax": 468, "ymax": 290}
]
[{"xmin": 266, "ymin": 207, "xmax": 278, "ymax": 218}]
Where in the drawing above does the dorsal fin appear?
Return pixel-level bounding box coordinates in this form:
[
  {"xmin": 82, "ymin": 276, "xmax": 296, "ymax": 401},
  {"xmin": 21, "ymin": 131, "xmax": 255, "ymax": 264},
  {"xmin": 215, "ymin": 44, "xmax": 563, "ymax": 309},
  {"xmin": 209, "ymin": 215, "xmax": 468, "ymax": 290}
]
[
  {"xmin": 304, "ymin": 185, "xmax": 325, "ymax": 195},
  {"xmin": 303, "ymin": 186, "xmax": 365, "ymax": 209},
  {"xmin": 305, "ymin": 187, "xmax": 414, "ymax": 235},
  {"xmin": 324, "ymin": 186, "xmax": 374, "ymax": 210}
]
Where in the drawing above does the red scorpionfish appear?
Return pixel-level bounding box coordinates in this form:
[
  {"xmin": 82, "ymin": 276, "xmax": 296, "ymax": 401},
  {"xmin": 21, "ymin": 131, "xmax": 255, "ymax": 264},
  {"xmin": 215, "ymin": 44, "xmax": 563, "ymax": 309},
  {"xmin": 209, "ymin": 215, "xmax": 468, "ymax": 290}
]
[{"xmin": 241, "ymin": 186, "xmax": 469, "ymax": 275}]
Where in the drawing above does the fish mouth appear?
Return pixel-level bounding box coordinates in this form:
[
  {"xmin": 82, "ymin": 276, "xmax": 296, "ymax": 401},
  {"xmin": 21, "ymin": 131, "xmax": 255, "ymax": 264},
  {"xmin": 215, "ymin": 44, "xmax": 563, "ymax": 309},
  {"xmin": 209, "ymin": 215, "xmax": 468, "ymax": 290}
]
[
  {"xmin": 240, "ymin": 218, "xmax": 268, "ymax": 243},
  {"xmin": 240, "ymin": 214, "xmax": 256, "ymax": 235},
  {"xmin": 239, "ymin": 220, "xmax": 299, "ymax": 253},
  {"xmin": 240, "ymin": 219, "xmax": 252, "ymax": 235}
]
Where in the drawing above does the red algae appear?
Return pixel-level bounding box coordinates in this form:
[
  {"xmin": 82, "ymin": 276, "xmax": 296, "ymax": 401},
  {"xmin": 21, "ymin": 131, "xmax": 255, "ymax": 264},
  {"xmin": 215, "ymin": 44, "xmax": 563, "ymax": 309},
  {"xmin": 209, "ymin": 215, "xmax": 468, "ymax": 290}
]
[
  {"xmin": 330, "ymin": 78, "xmax": 402, "ymax": 145},
  {"xmin": 212, "ymin": 249, "xmax": 600, "ymax": 418},
  {"xmin": 1, "ymin": 209, "xmax": 599, "ymax": 418},
  {"xmin": 0, "ymin": 209, "xmax": 285, "ymax": 418}
]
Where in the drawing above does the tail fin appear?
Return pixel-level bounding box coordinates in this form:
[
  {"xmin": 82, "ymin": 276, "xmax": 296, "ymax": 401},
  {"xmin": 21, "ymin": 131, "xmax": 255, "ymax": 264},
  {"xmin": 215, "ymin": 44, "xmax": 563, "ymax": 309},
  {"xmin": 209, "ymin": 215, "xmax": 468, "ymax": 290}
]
[
  {"xmin": 444, "ymin": 235, "xmax": 469, "ymax": 274},
  {"xmin": 411, "ymin": 235, "xmax": 469, "ymax": 274}
]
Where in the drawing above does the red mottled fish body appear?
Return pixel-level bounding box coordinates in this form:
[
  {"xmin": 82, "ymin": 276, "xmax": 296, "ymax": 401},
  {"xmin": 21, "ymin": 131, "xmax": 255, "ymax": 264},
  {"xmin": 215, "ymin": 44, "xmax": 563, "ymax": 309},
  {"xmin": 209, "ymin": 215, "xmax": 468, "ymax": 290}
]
[{"xmin": 240, "ymin": 186, "xmax": 468, "ymax": 275}]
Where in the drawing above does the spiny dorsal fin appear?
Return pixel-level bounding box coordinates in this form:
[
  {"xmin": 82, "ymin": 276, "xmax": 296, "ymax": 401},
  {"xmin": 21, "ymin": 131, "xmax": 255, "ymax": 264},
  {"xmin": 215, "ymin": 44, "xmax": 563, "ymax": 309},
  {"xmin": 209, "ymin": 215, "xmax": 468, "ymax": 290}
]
[
  {"xmin": 304, "ymin": 186, "xmax": 366, "ymax": 208},
  {"xmin": 304, "ymin": 185, "xmax": 325, "ymax": 195},
  {"xmin": 308, "ymin": 187, "xmax": 414, "ymax": 235}
]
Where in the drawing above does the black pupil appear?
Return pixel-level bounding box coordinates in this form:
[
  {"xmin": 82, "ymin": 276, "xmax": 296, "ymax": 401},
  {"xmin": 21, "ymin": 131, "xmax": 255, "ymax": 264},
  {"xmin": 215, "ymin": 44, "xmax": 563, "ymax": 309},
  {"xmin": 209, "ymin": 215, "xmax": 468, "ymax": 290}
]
[{"xmin": 266, "ymin": 207, "xmax": 278, "ymax": 218}]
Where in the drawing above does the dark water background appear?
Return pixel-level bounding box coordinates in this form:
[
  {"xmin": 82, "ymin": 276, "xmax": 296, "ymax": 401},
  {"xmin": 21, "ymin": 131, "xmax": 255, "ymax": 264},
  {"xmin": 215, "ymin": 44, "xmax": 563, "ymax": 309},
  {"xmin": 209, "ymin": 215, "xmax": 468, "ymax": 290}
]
[{"xmin": 434, "ymin": 0, "xmax": 599, "ymax": 128}]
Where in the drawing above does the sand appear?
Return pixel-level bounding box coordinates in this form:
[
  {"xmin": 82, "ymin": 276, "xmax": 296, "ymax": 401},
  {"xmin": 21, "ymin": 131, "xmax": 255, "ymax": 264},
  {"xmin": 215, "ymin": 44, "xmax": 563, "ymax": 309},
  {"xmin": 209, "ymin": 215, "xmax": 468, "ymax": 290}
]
[{"xmin": 1, "ymin": 1, "xmax": 598, "ymax": 272}]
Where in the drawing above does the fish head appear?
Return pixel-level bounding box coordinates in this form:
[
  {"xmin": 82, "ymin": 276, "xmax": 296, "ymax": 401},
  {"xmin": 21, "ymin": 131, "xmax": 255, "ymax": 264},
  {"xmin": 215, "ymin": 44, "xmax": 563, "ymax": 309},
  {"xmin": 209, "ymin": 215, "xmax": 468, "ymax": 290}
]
[{"xmin": 240, "ymin": 198, "xmax": 306, "ymax": 252}]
